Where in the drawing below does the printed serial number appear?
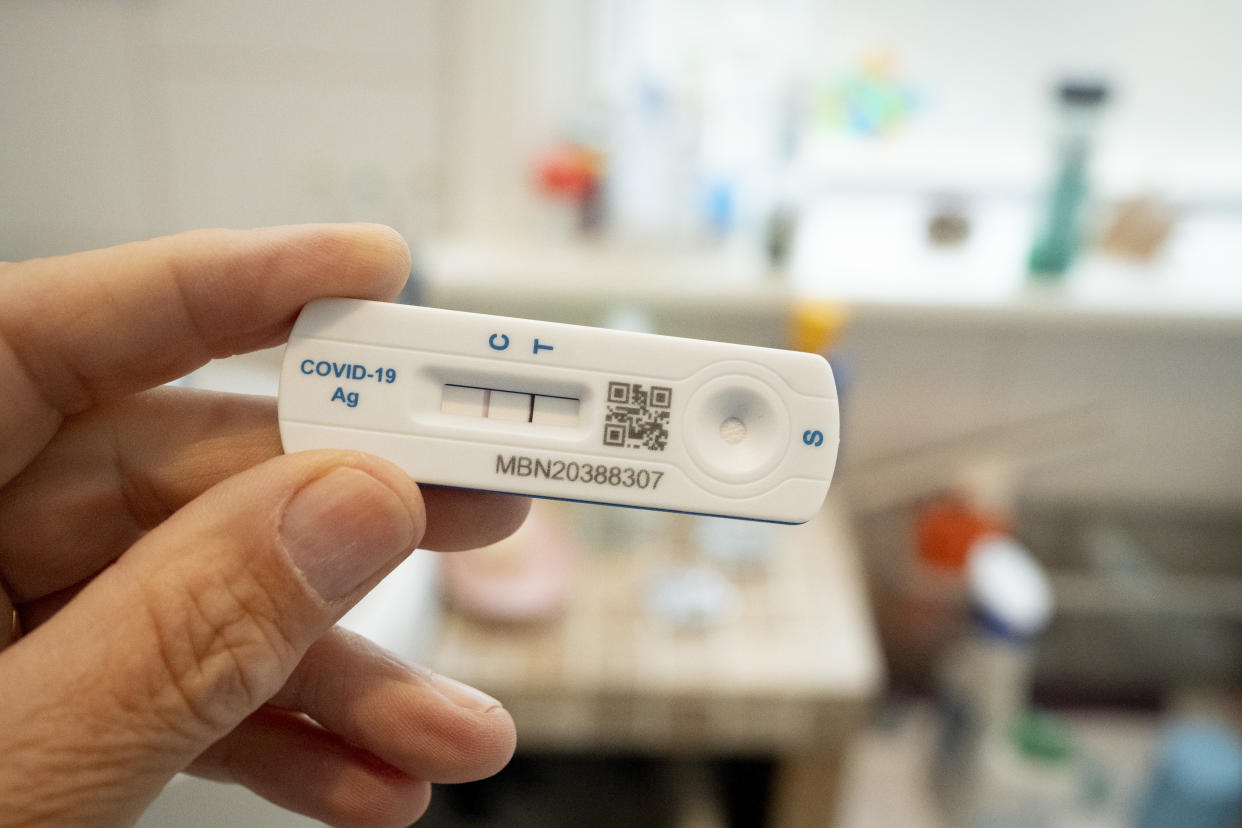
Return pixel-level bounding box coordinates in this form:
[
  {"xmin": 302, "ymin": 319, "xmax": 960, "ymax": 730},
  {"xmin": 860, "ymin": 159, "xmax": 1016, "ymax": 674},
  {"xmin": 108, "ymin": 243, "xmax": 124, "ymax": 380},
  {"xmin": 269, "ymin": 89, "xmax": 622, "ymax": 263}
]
[{"xmin": 495, "ymin": 455, "xmax": 664, "ymax": 489}]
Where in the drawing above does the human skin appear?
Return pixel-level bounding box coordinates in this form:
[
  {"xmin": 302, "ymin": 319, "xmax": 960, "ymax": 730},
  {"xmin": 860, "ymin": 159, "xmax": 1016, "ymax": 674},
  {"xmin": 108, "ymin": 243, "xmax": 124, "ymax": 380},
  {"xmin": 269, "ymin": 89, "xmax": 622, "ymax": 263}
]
[{"xmin": 0, "ymin": 224, "xmax": 529, "ymax": 827}]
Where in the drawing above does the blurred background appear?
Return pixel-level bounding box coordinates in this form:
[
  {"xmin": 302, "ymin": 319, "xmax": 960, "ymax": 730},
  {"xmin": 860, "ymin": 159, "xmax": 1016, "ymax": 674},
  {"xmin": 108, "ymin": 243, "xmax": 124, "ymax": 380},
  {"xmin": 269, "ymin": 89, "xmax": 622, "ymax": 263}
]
[{"xmin": 5, "ymin": 1, "xmax": 1242, "ymax": 826}]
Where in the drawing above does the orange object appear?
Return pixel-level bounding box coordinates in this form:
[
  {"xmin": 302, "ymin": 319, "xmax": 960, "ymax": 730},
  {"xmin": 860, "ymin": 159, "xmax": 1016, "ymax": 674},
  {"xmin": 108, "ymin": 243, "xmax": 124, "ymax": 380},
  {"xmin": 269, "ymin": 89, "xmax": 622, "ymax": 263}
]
[
  {"xmin": 788, "ymin": 300, "xmax": 849, "ymax": 354},
  {"xmin": 915, "ymin": 495, "xmax": 1008, "ymax": 571},
  {"xmin": 536, "ymin": 145, "xmax": 603, "ymax": 200}
]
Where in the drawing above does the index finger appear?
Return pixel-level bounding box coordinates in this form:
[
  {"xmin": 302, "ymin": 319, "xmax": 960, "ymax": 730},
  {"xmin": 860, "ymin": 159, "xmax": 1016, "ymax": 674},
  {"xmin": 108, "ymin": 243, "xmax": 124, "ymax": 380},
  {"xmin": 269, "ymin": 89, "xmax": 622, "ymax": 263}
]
[{"xmin": 0, "ymin": 223, "xmax": 410, "ymax": 483}]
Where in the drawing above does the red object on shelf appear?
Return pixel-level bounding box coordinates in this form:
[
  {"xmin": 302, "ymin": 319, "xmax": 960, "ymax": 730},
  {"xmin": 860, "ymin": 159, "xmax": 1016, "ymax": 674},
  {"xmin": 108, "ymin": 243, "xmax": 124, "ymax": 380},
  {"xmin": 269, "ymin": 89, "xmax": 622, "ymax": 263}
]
[
  {"xmin": 536, "ymin": 145, "xmax": 602, "ymax": 200},
  {"xmin": 915, "ymin": 495, "xmax": 1009, "ymax": 571}
]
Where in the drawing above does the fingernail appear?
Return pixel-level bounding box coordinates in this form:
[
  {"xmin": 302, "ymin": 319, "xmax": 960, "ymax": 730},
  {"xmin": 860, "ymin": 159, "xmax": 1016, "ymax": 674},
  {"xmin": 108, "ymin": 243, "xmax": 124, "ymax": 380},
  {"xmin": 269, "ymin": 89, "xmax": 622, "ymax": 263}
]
[
  {"xmin": 281, "ymin": 468, "xmax": 417, "ymax": 602},
  {"xmin": 429, "ymin": 673, "xmax": 502, "ymax": 712}
]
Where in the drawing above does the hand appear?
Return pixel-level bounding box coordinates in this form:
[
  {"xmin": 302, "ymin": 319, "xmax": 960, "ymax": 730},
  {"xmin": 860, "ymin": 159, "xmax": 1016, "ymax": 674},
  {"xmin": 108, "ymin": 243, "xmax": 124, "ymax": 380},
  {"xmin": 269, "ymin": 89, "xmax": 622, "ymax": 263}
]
[{"xmin": 0, "ymin": 225, "xmax": 529, "ymax": 827}]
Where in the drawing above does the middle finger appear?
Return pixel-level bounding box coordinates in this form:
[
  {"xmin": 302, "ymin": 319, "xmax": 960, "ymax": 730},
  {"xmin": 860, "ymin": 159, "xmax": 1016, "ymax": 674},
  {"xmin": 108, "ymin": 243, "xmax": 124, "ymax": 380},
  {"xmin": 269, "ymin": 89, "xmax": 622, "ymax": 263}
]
[{"xmin": 0, "ymin": 386, "xmax": 529, "ymax": 601}]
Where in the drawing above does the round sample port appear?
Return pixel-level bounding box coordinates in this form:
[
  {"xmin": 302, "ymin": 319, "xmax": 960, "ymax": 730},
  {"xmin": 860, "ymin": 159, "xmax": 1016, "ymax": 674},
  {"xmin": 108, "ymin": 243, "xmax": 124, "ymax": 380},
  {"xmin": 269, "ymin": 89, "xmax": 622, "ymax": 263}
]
[{"xmin": 684, "ymin": 375, "xmax": 789, "ymax": 484}]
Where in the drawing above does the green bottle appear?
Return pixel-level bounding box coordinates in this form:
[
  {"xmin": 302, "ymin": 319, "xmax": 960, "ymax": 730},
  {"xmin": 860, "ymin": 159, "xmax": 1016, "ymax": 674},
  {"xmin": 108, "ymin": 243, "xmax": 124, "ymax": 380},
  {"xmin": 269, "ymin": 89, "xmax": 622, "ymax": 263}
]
[{"xmin": 1028, "ymin": 81, "xmax": 1110, "ymax": 278}]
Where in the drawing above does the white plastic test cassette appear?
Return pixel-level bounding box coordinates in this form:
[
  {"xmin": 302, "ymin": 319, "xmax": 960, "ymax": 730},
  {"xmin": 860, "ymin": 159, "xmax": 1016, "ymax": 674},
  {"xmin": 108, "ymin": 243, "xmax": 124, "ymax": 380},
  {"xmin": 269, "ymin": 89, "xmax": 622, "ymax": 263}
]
[{"xmin": 277, "ymin": 298, "xmax": 839, "ymax": 524}]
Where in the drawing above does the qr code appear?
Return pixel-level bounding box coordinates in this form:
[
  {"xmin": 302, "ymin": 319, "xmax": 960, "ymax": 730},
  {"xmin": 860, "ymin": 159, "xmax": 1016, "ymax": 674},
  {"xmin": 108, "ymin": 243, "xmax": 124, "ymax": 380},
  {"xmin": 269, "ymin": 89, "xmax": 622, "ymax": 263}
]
[{"xmin": 603, "ymin": 381, "xmax": 672, "ymax": 451}]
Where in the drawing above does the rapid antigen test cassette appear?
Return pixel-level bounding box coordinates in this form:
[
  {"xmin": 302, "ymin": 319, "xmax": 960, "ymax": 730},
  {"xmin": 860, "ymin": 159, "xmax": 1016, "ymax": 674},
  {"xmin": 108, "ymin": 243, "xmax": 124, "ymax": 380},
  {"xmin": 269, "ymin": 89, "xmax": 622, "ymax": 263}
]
[{"xmin": 277, "ymin": 298, "xmax": 839, "ymax": 524}]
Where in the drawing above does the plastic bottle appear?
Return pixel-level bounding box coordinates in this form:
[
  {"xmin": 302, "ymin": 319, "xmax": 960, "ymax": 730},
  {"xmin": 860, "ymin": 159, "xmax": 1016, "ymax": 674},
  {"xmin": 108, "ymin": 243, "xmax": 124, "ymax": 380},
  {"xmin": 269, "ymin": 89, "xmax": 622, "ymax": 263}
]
[
  {"xmin": 1136, "ymin": 720, "xmax": 1242, "ymax": 828},
  {"xmin": 1027, "ymin": 80, "xmax": 1110, "ymax": 278},
  {"xmin": 934, "ymin": 535, "xmax": 1055, "ymax": 823}
]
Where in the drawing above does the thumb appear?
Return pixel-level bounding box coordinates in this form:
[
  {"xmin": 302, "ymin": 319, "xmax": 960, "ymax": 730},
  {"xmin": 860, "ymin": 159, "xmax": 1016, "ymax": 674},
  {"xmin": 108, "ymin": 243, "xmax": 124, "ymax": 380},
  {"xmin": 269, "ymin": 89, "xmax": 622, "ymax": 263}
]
[{"xmin": 0, "ymin": 450, "xmax": 425, "ymax": 827}]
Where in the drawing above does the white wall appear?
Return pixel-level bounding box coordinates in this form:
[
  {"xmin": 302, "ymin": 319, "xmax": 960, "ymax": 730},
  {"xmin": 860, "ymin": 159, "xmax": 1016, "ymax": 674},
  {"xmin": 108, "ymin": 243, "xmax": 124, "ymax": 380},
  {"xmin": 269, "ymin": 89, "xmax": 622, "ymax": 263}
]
[
  {"xmin": 0, "ymin": 0, "xmax": 601, "ymax": 260},
  {"xmin": 9, "ymin": 0, "xmax": 1242, "ymax": 262},
  {"xmin": 2, "ymin": 2, "xmax": 150, "ymax": 256},
  {"xmin": 599, "ymin": 0, "xmax": 1242, "ymax": 201},
  {"xmin": 1, "ymin": 0, "xmax": 446, "ymax": 259},
  {"xmin": 807, "ymin": 0, "xmax": 1242, "ymax": 195},
  {"xmin": 837, "ymin": 317, "xmax": 1242, "ymax": 510}
]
